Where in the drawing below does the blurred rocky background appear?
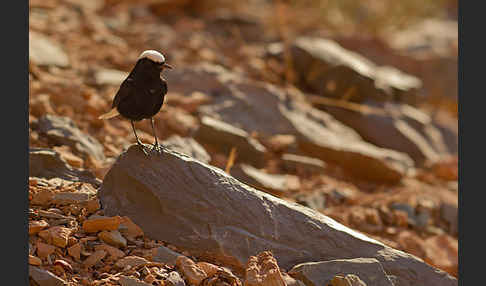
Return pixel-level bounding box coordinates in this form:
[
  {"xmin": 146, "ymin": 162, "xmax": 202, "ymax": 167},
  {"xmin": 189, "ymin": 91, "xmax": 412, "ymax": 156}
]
[{"xmin": 29, "ymin": 0, "xmax": 458, "ymax": 285}]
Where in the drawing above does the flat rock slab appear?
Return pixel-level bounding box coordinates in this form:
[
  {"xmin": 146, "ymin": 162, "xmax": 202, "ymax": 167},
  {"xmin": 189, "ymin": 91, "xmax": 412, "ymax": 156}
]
[
  {"xmin": 165, "ymin": 64, "xmax": 413, "ymax": 183},
  {"xmin": 315, "ymin": 104, "xmax": 445, "ymax": 165},
  {"xmin": 194, "ymin": 115, "xmax": 267, "ymax": 168},
  {"xmin": 29, "ymin": 148, "xmax": 100, "ymax": 187},
  {"xmin": 281, "ymin": 153, "xmax": 326, "ymax": 174},
  {"xmin": 35, "ymin": 114, "xmax": 105, "ymax": 161},
  {"xmin": 289, "ymin": 258, "xmax": 394, "ymax": 286},
  {"xmin": 29, "ymin": 265, "xmax": 67, "ymax": 286},
  {"xmin": 99, "ymin": 145, "xmax": 456, "ymax": 286},
  {"xmin": 285, "ymin": 37, "xmax": 422, "ymax": 103}
]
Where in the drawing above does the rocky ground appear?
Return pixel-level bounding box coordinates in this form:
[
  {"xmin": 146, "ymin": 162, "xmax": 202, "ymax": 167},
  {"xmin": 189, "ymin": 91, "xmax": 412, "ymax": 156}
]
[{"xmin": 29, "ymin": 0, "xmax": 458, "ymax": 285}]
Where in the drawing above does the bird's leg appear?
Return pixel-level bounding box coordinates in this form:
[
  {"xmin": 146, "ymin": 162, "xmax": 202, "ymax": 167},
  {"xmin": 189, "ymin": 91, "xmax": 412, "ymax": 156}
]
[
  {"xmin": 131, "ymin": 120, "xmax": 149, "ymax": 156},
  {"xmin": 150, "ymin": 117, "xmax": 162, "ymax": 153}
]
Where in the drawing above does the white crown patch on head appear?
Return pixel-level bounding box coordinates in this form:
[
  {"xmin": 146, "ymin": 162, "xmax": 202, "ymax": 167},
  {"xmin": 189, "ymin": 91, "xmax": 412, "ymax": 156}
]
[{"xmin": 138, "ymin": 50, "xmax": 165, "ymax": 63}]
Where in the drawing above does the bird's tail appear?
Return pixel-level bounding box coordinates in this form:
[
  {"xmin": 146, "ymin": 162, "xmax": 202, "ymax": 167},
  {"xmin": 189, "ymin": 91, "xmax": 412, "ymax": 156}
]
[{"xmin": 98, "ymin": 108, "xmax": 120, "ymax": 120}]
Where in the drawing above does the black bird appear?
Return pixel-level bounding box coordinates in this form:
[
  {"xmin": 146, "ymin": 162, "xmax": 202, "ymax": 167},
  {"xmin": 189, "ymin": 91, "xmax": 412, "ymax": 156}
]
[{"xmin": 98, "ymin": 50, "xmax": 172, "ymax": 155}]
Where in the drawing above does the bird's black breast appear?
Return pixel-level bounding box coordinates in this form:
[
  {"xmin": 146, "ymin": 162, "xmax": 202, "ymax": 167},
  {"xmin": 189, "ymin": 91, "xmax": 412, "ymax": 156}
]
[{"xmin": 114, "ymin": 76, "xmax": 167, "ymax": 121}]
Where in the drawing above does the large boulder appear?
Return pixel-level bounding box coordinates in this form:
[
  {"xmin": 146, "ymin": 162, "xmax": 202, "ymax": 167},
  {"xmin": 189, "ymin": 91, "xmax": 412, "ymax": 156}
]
[
  {"xmin": 34, "ymin": 114, "xmax": 105, "ymax": 161},
  {"xmin": 29, "ymin": 148, "xmax": 100, "ymax": 186},
  {"xmin": 164, "ymin": 64, "xmax": 414, "ymax": 183},
  {"xmin": 312, "ymin": 103, "xmax": 448, "ymax": 165},
  {"xmin": 268, "ymin": 37, "xmax": 422, "ymax": 104},
  {"xmin": 99, "ymin": 145, "xmax": 457, "ymax": 286}
]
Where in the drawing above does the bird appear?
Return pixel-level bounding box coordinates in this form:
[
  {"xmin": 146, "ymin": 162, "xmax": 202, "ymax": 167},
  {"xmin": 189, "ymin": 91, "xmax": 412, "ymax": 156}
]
[{"xmin": 98, "ymin": 50, "xmax": 173, "ymax": 155}]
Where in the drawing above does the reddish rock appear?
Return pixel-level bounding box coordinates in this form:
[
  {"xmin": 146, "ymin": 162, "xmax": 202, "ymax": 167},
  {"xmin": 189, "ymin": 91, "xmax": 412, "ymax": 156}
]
[
  {"xmin": 38, "ymin": 226, "xmax": 71, "ymax": 248},
  {"xmin": 176, "ymin": 256, "xmax": 208, "ymax": 286},
  {"xmin": 67, "ymin": 242, "xmax": 82, "ymax": 260},
  {"xmin": 36, "ymin": 241, "xmax": 56, "ymax": 259},
  {"xmin": 29, "ymin": 220, "xmax": 49, "ymax": 235},
  {"xmin": 83, "ymin": 249, "xmax": 107, "ymax": 268},
  {"xmin": 82, "ymin": 216, "xmax": 122, "ymax": 233},
  {"xmin": 115, "ymin": 256, "xmax": 150, "ymax": 269},
  {"xmin": 29, "ymin": 255, "xmax": 42, "ymax": 266},
  {"xmin": 197, "ymin": 262, "xmax": 221, "ymax": 277},
  {"xmin": 245, "ymin": 251, "xmax": 286, "ymax": 286},
  {"xmin": 94, "ymin": 243, "xmax": 126, "ymax": 260},
  {"xmin": 54, "ymin": 259, "xmax": 73, "ymax": 273},
  {"xmin": 31, "ymin": 190, "xmax": 55, "ymax": 206},
  {"xmin": 98, "ymin": 230, "xmax": 127, "ymax": 248},
  {"xmin": 120, "ymin": 216, "xmax": 144, "ymax": 239},
  {"xmin": 424, "ymin": 235, "xmax": 458, "ymax": 277}
]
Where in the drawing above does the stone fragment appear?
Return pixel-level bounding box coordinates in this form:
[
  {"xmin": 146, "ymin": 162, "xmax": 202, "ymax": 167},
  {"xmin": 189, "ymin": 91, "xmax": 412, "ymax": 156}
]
[
  {"xmin": 244, "ymin": 251, "xmax": 286, "ymax": 286},
  {"xmin": 29, "ymin": 220, "xmax": 49, "ymax": 235},
  {"xmin": 82, "ymin": 216, "xmax": 122, "ymax": 233},
  {"xmin": 29, "ymin": 148, "xmax": 100, "ymax": 186},
  {"xmin": 83, "ymin": 249, "xmax": 107, "ymax": 268},
  {"xmin": 166, "ymin": 271, "xmax": 186, "ymax": 286},
  {"xmin": 31, "ymin": 190, "xmax": 55, "ymax": 206},
  {"xmin": 67, "ymin": 242, "xmax": 82, "ymax": 260},
  {"xmin": 424, "ymin": 235, "xmax": 458, "ymax": 277},
  {"xmin": 52, "ymin": 192, "xmax": 90, "ymax": 205},
  {"xmin": 98, "ymin": 230, "xmax": 127, "ymax": 248},
  {"xmin": 29, "ymin": 255, "xmax": 42, "ymax": 266},
  {"xmin": 38, "ymin": 226, "xmax": 71, "ymax": 248},
  {"xmin": 281, "ymin": 153, "xmax": 326, "ymax": 174},
  {"xmin": 196, "ymin": 262, "xmax": 221, "ymax": 277},
  {"xmin": 94, "ymin": 243, "xmax": 126, "ymax": 260},
  {"xmin": 119, "ymin": 275, "xmax": 153, "ymax": 286},
  {"xmin": 115, "ymin": 256, "xmax": 150, "ymax": 269},
  {"xmin": 176, "ymin": 256, "xmax": 208, "ymax": 286},
  {"xmin": 152, "ymin": 245, "xmax": 182, "ymax": 265},
  {"xmin": 119, "ymin": 216, "xmax": 144, "ymax": 239},
  {"xmin": 195, "ymin": 116, "xmax": 267, "ymax": 168},
  {"xmin": 264, "ymin": 134, "xmax": 297, "ymax": 153},
  {"xmin": 295, "ymin": 192, "xmax": 326, "ymax": 211},
  {"xmin": 36, "ymin": 241, "xmax": 56, "ymax": 259},
  {"xmin": 35, "ymin": 115, "xmax": 105, "ymax": 161},
  {"xmin": 440, "ymin": 202, "xmax": 458, "ymax": 235},
  {"xmin": 29, "ymin": 265, "xmax": 67, "ymax": 286},
  {"xmin": 54, "ymin": 259, "xmax": 73, "ymax": 273}
]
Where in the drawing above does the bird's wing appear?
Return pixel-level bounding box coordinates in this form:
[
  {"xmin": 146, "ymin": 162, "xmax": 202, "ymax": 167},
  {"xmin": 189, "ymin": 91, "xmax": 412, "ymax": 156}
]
[{"xmin": 112, "ymin": 77, "xmax": 134, "ymax": 108}]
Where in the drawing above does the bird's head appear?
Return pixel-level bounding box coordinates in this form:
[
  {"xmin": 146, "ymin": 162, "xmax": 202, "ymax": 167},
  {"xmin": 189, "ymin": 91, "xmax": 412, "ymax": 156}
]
[{"xmin": 136, "ymin": 50, "xmax": 173, "ymax": 74}]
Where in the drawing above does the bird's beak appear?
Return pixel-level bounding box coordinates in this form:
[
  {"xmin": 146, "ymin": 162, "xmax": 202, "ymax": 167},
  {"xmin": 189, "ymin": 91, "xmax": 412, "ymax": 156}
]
[{"xmin": 163, "ymin": 63, "xmax": 173, "ymax": 69}]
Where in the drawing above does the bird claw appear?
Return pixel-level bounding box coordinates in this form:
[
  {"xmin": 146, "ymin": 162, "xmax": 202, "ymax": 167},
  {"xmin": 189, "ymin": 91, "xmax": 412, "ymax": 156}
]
[
  {"xmin": 151, "ymin": 143, "xmax": 163, "ymax": 153},
  {"xmin": 137, "ymin": 141, "xmax": 150, "ymax": 156}
]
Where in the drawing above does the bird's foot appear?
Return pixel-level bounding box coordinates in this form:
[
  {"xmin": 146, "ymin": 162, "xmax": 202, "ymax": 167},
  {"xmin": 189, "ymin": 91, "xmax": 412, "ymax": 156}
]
[
  {"xmin": 137, "ymin": 141, "xmax": 150, "ymax": 156},
  {"xmin": 151, "ymin": 143, "xmax": 163, "ymax": 153}
]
